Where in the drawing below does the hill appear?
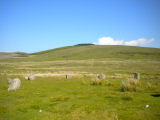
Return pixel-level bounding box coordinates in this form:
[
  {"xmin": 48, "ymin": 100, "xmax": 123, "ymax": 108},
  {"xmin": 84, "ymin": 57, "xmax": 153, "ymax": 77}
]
[{"xmin": 1, "ymin": 45, "xmax": 160, "ymax": 62}]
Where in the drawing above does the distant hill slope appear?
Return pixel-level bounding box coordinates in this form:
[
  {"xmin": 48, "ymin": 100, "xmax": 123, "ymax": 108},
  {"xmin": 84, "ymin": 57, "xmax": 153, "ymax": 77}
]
[
  {"xmin": 0, "ymin": 52, "xmax": 27, "ymax": 60},
  {"xmin": 1, "ymin": 45, "xmax": 160, "ymax": 62}
]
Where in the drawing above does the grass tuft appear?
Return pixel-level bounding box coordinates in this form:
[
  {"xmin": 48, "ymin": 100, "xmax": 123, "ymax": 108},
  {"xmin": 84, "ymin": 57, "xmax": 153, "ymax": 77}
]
[
  {"xmin": 105, "ymin": 80, "xmax": 113, "ymax": 86},
  {"xmin": 146, "ymin": 82, "xmax": 155, "ymax": 90},
  {"xmin": 90, "ymin": 79, "xmax": 102, "ymax": 85},
  {"xmin": 121, "ymin": 79, "xmax": 140, "ymax": 92}
]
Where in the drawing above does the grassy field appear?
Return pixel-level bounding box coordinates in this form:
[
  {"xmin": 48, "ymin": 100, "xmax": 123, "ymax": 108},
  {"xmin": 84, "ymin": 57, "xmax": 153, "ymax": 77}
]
[{"xmin": 0, "ymin": 45, "xmax": 160, "ymax": 120}]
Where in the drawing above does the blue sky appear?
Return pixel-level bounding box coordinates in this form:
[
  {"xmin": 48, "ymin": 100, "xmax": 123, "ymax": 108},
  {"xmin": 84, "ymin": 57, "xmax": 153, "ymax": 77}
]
[{"xmin": 0, "ymin": 0, "xmax": 160, "ymax": 53}]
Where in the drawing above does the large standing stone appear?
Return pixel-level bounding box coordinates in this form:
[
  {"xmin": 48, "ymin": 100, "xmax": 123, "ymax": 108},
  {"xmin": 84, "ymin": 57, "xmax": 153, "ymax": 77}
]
[
  {"xmin": 98, "ymin": 73, "xmax": 105, "ymax": 79},
  {"xmin": 134, "ymin": 73, "xmax": 140, "ymax": 80},
  {"xmin": 8, "ymin": 78, "xmax": 21, "ymax": 91}
]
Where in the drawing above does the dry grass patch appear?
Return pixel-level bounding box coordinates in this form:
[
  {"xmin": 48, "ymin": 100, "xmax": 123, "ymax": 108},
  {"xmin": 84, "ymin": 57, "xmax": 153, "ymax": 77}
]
[
  {"xmin": 121, "ymin": 79, "xmax": 140, "ymax": 92},
  {"xmin": 146, "ymin": 82, "xmax": 155, "ymax": 90},
  {"xmin": 90, "ymin": 79, "xmax": 102, "ymax": 85}
]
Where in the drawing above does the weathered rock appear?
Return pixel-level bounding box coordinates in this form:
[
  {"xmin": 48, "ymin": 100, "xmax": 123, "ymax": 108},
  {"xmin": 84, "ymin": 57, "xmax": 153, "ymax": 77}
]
[
  {"xmin": 66, "ymin": 74, "xmax": 69, "ymax": 79},
  {"xmin": 28, "ymin": 74, "xmax": 35, "ymax": 80},
  {"xmin": 134, "ymin": 73, "xmax": 140, "ymax": 80},
  {"xmin": 7, "ymin": 78, "xmax": 12, "ymax": 84},
  {"xmin": 98, "ymin": 73, "xmax": 105, "ymax": 79},
  {"xmin": 25, "ymin": 76, "xmax": 29, "ymax": 80},
  {"xmin": 8, "ymin": 78, "xmax": 21, "ymax": 91},
  {"xmin": 25, "ymin": 74, "xmax": 35, "ymax": 80}
]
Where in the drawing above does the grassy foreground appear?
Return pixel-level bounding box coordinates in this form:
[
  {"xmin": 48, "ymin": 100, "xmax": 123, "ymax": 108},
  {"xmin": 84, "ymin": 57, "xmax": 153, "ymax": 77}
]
[
  {"xmin": 0, "ymin": 45, "xmax": 160, "ymax": 120},
  {"xmin": 0, "ymin": 74, "xmax": 160, "ymax": 120}
]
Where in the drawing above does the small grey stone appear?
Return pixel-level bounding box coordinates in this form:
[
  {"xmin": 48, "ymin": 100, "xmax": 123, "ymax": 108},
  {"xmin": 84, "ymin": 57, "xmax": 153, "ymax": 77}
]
[
  {"xmin": 28, "ymin": 74, "xmax": 35, "ymax": 80},
  {"xmin": 98, "ymin": 73, "xmax": 105, "ymax": 79},
  {"xmin": 25, "ymin": 76, "xmax": 29, "ymax": 80},
  {"xmin": 134, "ymin": 73, "xmax": 140, "ymax": 80},
  {"xmin": 66, "ymin": 75, "xmax": 69, "ymax": 79}
]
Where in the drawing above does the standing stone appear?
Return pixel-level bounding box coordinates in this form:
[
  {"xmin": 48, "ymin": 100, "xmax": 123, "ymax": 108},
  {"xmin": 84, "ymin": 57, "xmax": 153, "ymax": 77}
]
[
  {"xmin": 66, "ymin": 74, "xmax": 69, "ymax": 79},
  {"xmin": 8, "ymin": 78, "xmax": 21, "ymax": 91},
  {"xmin": 134, "ymin": 73, "xmax": 140, "ymax": 80},
  {"xmin": 98, "ymin": 73, "xmax": 105, "ymax": 79},
  {"xmin": 28, "ymin": 74, "xmax": 35, "ymax": 80}
]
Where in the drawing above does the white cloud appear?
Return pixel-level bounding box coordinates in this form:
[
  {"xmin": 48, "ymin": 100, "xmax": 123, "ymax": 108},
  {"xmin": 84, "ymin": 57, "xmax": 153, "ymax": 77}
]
[
  {"xmin": 125, "ymin": 38, "xmax": 154, "ymax": 46},
  {"xmin": 95, "ymin": 36, "xmax": 154, "ymax": 46},
  {"xmin": 97, "ymin": 37, "xmax": 124, "ymax": 45}
]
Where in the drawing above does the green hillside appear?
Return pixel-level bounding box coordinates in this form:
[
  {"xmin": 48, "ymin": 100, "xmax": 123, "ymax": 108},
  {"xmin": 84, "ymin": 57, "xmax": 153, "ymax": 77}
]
[
  {"xmin": 1, "ymin": 45, "xmax": 160, "ymax": 62},
  {"xmin": 30, "ymin": 45, "xmax": 160, "ymax": 60}
]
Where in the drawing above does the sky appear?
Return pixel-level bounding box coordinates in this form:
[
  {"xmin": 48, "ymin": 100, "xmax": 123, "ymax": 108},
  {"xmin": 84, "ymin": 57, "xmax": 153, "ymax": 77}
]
[{"xmin": 0, "ymin": 0, "xmax": 160, "ymax": 53}]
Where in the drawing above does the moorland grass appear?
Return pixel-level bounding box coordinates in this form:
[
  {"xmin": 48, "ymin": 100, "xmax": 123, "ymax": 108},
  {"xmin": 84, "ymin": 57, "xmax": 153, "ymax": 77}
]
[
  {"xmin": 0, "ymin": 45, "xmax": 160, "ymax": 120},
  {"xmin": 0, "ymin": 75, "xmax": 160, "ymax": 120},
  {"xmin": 121, "ymin": 79, "xmax": 141, "ymax": 92}
]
